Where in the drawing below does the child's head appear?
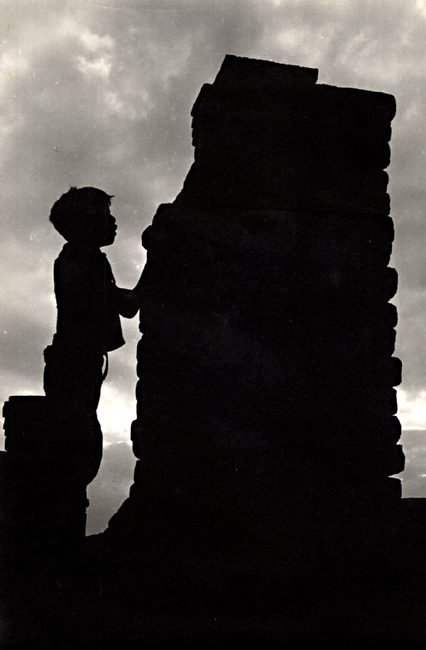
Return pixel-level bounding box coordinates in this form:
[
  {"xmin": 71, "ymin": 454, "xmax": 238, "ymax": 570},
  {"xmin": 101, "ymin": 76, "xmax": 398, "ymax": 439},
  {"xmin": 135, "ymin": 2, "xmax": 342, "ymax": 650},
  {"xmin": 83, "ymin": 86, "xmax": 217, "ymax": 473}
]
[{"xmin": 50, "ymin": 187, "xmax": 117, "ymax": 247}]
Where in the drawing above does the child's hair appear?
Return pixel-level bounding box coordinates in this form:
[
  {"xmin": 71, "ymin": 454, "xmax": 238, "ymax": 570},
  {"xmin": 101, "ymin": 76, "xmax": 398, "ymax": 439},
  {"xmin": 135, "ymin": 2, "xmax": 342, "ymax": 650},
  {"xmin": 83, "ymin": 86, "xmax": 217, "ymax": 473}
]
[{"xmin": 50, "ymin": 187, "xmax": 114, "ymax": 241}]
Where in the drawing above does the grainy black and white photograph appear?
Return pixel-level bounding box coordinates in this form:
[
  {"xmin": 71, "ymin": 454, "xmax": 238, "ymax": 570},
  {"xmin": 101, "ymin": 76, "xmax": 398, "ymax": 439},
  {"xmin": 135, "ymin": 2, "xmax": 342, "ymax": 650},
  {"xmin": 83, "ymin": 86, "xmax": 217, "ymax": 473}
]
[{"xmin": 1, "ymin": 0, "xmax": 426, "ymax": 645}]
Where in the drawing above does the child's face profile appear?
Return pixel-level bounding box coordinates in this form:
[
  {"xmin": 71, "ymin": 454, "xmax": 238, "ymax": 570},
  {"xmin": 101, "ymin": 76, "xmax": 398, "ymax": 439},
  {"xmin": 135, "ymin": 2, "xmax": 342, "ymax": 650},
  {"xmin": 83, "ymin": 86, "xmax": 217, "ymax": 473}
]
[
  {"xmin": 88, "ymin": 202, "xmax": 117, "ymax": 247},
  {"xmin": 101, "ymin": 205, "xmax": 117, "ymax": 247}
]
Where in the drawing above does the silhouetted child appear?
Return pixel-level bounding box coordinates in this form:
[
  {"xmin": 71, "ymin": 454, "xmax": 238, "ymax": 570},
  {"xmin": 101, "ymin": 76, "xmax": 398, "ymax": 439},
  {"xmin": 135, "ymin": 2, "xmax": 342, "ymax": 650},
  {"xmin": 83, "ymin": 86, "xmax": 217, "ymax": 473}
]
[{"xmin": 44, "ymin": 187, "xmax": 141, "ymax": 487}]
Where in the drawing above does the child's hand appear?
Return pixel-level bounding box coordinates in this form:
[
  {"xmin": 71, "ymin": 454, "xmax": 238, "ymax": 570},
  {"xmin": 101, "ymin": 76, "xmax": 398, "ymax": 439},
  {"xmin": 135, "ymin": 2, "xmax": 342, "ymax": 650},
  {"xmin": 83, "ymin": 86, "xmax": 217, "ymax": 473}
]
[{"xmin": 115, "ymin": 287, "xmax": 141, "ymax": 318}]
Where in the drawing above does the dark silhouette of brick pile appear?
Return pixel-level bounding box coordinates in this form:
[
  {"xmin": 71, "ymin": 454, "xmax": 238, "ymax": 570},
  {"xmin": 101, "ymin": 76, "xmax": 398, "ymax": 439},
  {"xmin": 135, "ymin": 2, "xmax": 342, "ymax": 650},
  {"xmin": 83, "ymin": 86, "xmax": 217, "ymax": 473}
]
[{"xmin": 105, "ymin": 56, "xmax": 403, "ymax": 589}]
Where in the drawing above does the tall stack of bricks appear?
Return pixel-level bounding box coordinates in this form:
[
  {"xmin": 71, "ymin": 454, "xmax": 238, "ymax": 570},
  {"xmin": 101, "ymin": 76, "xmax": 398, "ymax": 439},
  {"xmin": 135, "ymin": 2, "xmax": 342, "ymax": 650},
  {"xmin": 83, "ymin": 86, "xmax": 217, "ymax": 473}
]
[{"xmin": 107, "ymin": 56, "xmax": 401, "ymax": 576}]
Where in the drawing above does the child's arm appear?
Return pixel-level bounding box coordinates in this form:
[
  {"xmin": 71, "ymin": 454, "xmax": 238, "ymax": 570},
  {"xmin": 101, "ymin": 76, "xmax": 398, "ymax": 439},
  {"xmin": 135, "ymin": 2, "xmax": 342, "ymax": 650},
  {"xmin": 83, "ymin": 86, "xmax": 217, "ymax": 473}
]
[{"xmin": 115, "ymin": 261, "xmax": 149, "ymax": 318}]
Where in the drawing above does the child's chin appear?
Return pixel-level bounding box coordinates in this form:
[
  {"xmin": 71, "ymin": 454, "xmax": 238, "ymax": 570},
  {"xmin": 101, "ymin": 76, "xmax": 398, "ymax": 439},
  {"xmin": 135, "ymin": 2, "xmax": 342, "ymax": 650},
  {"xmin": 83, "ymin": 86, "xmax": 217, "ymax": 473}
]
[{"xmin": 103, "ymin": 234, "xmax": 116, "ymax": 246}]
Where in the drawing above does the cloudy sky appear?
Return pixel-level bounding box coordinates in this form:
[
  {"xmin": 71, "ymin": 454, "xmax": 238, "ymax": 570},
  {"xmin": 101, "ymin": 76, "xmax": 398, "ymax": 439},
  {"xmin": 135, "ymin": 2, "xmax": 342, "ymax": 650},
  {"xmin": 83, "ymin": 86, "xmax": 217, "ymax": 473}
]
[{"xmin": 1, "ymin": 0, "xmax": 426, "ymax": 534}]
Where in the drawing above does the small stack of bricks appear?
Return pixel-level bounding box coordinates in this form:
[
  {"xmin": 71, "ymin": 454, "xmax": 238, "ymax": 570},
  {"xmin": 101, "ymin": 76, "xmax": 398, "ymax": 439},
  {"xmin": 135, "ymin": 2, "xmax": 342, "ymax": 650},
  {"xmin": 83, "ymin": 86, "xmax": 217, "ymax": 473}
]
[{"xmin": 1, "ymin": 395, "xmax": 88, "ymax": 554}]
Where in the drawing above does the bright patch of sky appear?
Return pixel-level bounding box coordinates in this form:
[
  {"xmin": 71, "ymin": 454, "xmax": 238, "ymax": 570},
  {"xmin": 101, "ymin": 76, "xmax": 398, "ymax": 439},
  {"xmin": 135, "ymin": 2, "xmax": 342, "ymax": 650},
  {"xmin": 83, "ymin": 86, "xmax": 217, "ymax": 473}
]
[
  {"xmin": 397, "ymin": 389, "xmax": 426, "ymax": 430},
  {"xmin": 98, "ymin": 385, "xmax": 137, "ymax": 447}
]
